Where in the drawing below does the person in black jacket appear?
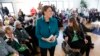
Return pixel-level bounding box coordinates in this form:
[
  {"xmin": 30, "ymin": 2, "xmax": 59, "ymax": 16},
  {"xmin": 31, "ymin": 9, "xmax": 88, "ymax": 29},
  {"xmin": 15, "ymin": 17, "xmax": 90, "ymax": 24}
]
[
  {"xmin": 4, "ymin": 7, "xmax": 9, "ymax": 16},
  {"xmin": 76, "ymin": 12, "xmax": 94, "ymax": 55},
  {"xmin": 63, "ymin": 18, "xmax": 86, "ymax": 56},
  {"xmin": 79, "ymin": 18, "xmax": 94, "ymax": 56},
  {"xmin": 25, "ymin": 19, "xmax": 39, "ymax": 54},
  {"xmin": 70, "ymin": 15, "xmax": 94, "ymax": 56},
  {"xmin": 18, "ymin": 9, "xmax": 25, "ymax": 24}
]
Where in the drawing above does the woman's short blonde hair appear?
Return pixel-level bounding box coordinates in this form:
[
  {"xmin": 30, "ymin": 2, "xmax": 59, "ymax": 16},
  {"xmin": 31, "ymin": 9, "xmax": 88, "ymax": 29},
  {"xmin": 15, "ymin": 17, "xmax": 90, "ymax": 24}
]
[{"xmin": 4, "ymin": 26, "xmax": 13, "ymax": 33}]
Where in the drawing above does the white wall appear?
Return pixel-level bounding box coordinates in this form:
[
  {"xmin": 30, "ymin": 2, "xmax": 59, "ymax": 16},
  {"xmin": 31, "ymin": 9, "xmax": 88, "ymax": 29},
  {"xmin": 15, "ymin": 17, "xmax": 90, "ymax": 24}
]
[
  {"xmin": 0, "ymin": 0, "xmax": 40, "ymax": 15},
  {"xmin": 84, "ymin": 0, "xmax": 100, "ymax": 11},
  {"xmin": 1, "ymin": 0, "xmax": 100, "ymax": 15},
  {"xmin": 13, "ymin": 0, "xmax": 40, "ymax": 15}
]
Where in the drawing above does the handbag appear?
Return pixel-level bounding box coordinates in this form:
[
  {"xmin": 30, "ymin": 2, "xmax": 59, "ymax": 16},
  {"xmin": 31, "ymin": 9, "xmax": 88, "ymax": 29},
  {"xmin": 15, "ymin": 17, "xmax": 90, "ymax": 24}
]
[
  {"xmin": 62, "ymin": 41, "xmax": 82, "ymax": 56},
  {"xmin": 18, "ymin": 44, "xmax": 28, "ymax": 52},
  {"xmin": 62, "ymin": 41, "xmax": 72, "ymax": 54},
  {"xmin": 62, "ymin": 41, "xmax": 76, "ymax": 56}
]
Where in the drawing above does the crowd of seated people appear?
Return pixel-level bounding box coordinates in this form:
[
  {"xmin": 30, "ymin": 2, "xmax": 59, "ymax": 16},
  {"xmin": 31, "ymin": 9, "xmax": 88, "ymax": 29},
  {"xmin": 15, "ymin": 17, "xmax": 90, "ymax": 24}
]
[
  {"xmin": 0, "ymin": 4, "xmax": 99, "ymax": 56},
  {"xmin": 0, "ymin": 7, "xmax": 39, "ymax": 56}
]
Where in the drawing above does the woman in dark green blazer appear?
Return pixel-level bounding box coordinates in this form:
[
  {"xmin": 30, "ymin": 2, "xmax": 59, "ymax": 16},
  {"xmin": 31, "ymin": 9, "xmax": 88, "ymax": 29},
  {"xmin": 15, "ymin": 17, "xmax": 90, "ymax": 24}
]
[{"xmin": 36, "ymin": 5, "xmax": 59, "ymax": 56}]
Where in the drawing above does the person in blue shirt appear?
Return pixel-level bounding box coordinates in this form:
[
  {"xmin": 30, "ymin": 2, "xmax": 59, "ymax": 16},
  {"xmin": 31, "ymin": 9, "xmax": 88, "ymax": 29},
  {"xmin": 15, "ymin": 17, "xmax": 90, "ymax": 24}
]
[{"xmin": 36, "ymin": 5, "xmax": 59, "ymax": 56}]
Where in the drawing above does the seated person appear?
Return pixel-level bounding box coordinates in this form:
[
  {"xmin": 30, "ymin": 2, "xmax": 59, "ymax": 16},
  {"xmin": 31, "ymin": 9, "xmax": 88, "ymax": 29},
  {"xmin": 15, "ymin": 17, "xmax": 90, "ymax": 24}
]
[
  {"xmin": 4, "ymin": 26, "xmax": 31, "ymax": 56},
  {"xmin": 80, "ymin": 18, "xmax": 95, "ymax": 33},
  {"xmin": 0, "ymin": 30, "xmax": 18, "ymax": 56},
  {"xmin": 79, "ymin": 18, "xmax": 94, "ymax": 56},
  {"xmin": 13, "ymin": 21, "xmax": 35, "ymax": 55},
  {"xmin": 25, "ymin": 19, "xmax": 39, "ymax": 54},
  {"xmin": 63, "ymin": 18, "xmax": 86, "ymax": 56},
  {"xmin": 64, "ymin": 18, "xmax": 91, "ymax": 56}
]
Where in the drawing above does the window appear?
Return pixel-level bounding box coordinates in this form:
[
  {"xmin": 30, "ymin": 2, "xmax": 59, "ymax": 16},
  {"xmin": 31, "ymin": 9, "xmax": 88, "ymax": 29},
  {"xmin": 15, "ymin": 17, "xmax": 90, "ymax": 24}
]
[
  {"xmin": 50, "ymin": 1, "xmax": 56, "ymax": 6},
  {"xmin": 2, "ymin": 3, "xmax": 14, "ymax": 15},
  {"xmin": 0, "ymin": 14, "xmax": 3, "ymax": 21},
  {"xmin": 57, "ymin": 1, "xmax": 63, "ymax": 11},
  {"xmin": 41, "ymin": 1, "xmax": 50, "ymax": 5}
]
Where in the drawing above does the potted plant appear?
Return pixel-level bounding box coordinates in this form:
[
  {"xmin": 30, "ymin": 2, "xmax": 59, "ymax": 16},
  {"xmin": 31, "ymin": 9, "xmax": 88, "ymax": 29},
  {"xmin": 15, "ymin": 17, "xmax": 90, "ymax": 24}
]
[{"xmin": 80, "ymin": 0, "xmax": 88, "ymax": 8}]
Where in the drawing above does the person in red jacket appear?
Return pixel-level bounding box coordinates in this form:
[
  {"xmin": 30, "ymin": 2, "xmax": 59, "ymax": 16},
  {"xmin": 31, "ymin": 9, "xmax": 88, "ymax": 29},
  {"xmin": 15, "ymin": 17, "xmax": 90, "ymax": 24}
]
[{"xmin": 30, "ymin": 8, "xmax": 37, "ymax": 16}]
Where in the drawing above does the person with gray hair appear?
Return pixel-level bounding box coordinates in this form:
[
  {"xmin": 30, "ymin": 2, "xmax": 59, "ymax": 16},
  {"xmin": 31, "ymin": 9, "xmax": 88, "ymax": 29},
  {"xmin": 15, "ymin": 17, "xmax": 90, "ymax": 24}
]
[
  {"xmin": 14, "ymin": 20, "xmax": 30, "ymax": 43},
  {"xmin": 14, "ymin": 20, "xmax": 35, "ymax": 55},
  {"xmin": 14, "ymin": 21, "xmax": 21, "ymax": 29}
]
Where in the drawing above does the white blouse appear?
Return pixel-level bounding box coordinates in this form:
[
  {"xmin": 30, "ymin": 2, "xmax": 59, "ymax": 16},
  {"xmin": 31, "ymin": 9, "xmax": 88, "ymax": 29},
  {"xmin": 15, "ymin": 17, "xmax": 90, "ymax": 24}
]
[{"xmin": 5, "ymin": 34, "xmax": 19, "ymax": 44}]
